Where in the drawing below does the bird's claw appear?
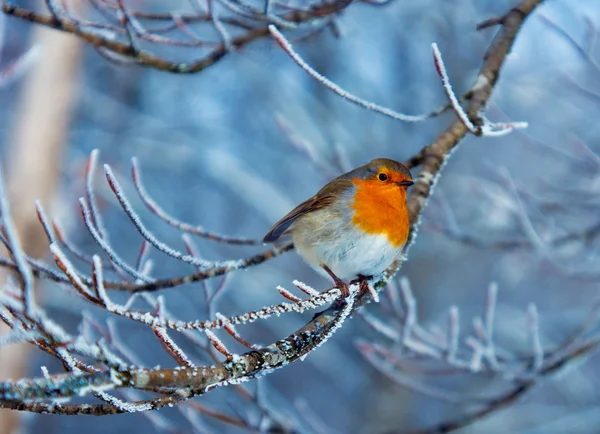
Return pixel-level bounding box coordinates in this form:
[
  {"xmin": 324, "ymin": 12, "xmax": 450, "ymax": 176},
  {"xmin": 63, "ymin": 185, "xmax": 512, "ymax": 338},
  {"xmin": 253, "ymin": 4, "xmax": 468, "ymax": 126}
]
[{"xmin": 321, "ymin": 265, "xmax": 350, "ymax": 298}]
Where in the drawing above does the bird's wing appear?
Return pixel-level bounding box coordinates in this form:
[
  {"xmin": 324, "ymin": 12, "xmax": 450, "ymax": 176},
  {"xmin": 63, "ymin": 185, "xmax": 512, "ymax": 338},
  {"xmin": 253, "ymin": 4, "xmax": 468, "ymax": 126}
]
[{"xmin": 262, "ymin": 194, "xmax": 336, "ymax": 243}]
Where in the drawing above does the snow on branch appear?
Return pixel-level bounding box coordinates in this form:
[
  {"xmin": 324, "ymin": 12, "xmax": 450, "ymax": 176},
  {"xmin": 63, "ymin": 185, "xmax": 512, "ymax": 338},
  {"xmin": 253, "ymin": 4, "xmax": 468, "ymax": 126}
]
[
  {"xmin": 268, "ymin": 26, "xmax": 529, "ymax": 134},
  {"xmin": 268, "ymin": 24, "xmax": 432, "ymax": 123},
  {"xmin": 358, "ymin": 279, "xmax": 600, "ymax": 433},
  {"xmin": 0, "ymin": 1, "xmax": 587, "ymax": 433},
  {"xmin": 1, "ymin": 0, "xmax": 359, "ymax": 74}
]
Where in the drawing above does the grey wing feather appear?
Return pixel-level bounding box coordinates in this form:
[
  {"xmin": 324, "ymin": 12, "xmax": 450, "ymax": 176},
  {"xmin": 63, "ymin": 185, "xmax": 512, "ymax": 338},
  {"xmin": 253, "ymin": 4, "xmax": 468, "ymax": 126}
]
[
  {"xmin": 263, "ymin": 177, "xmax": 353, "ymax": 243},
  {"xmin": 263, "ymin": 195, "xmax": 333, "ymax": 243}
]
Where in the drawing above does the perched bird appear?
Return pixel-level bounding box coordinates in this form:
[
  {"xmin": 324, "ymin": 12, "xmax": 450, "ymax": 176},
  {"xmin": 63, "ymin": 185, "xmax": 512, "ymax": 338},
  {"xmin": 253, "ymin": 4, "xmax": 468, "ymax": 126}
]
[{"xmin": 263, "ymin": 158, "xmax": 413, "ymax": 297}]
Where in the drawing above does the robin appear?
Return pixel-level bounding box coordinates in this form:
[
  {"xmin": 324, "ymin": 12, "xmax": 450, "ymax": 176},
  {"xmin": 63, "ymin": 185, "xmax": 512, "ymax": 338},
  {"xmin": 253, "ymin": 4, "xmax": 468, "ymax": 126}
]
[{"xmin": 263, "ymin": 158, "xmax": 413, "ymax": 298}]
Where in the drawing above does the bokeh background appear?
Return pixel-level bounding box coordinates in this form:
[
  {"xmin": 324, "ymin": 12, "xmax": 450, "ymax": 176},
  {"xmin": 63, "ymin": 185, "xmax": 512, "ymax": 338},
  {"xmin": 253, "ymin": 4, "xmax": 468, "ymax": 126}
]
[{"xmin": 1, "ymin": 0, "xmax": 600, "ymax": 433}]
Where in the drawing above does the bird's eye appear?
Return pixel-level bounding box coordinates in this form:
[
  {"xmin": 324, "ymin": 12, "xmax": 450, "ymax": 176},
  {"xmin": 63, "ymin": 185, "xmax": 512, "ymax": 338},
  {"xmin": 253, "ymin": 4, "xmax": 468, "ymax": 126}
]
[{"xmin": 378, "ymin": 173, "xmax": 388, "ymax": 181}]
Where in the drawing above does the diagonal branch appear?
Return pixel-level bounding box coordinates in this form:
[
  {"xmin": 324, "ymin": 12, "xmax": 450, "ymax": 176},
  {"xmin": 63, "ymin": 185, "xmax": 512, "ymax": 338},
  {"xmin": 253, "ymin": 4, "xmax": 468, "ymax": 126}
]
[
  {"xmin": 1, "ymin": 0, "xmax": 359, "ymax": 74},
  {"xmin": 0, "ymin": 1, "xmax": 557, "ymax": 429}
]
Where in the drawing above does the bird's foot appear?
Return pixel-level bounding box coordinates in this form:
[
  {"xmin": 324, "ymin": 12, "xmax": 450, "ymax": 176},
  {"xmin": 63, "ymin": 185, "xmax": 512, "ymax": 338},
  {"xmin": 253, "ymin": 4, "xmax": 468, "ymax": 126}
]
[
  {"xmin": 321, "ymin": 265, "xmax": 350, "ymax": 298},
  {"xmin": 351, "ymin": 274, "xmax": 376, "ymax": 299}
]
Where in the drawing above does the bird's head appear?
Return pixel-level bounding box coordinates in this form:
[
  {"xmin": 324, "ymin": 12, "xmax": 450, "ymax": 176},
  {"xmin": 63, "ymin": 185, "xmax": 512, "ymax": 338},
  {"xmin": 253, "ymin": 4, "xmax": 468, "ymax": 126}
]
[{"xmin": 356, "ymin": 158, "xmax": 414, "ymax": 189}]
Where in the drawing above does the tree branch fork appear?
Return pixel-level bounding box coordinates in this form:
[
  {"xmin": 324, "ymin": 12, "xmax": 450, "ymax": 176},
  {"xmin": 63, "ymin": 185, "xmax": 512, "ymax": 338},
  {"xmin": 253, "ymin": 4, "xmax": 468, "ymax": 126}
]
[{"xmin": 2, "ymin": 1, "xmax": 590, "ymax": 433}]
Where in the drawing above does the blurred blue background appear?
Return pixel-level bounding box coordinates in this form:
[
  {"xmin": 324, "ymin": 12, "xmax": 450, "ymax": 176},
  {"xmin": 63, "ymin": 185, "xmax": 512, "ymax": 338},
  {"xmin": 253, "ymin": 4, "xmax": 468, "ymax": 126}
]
[{"xmin": 1, "ymin": 0, "xmax": 600, "ymax": 433}]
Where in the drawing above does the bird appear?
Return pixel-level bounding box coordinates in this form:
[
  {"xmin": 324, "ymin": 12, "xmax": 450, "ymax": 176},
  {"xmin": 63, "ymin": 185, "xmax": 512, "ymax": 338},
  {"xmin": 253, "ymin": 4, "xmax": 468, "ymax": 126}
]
[{"xmin": 263, "ymin": 158, "xmax": 413, "ymax": 298}]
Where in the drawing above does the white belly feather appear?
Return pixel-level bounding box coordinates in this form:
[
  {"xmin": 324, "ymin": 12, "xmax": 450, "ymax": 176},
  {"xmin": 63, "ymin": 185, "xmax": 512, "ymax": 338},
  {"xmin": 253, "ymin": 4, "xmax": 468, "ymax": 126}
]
[{"xmin": 293, "ymin": 228, "xmax": 402, "ymax": 280}]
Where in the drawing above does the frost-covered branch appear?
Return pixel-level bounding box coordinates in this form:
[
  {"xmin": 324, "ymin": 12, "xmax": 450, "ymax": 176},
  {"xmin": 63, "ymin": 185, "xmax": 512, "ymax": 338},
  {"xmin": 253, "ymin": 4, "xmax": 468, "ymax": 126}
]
[
  {"xmin": 1, "ymin": 0, "xmax": 359, "ymax": 74},
  {"xmin": 0, "ymin": 1, "xmax": 572, "ymax": 433},
  {"xmin": 358, "ymin": 280, "xmax": 600, "ymax": 433}
]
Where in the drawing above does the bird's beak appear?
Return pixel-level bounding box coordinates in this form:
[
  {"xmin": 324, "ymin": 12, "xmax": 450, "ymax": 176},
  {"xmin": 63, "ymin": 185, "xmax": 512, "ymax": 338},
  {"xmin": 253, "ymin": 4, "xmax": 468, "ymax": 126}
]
[{"xmin": 396, "ymin": 180, "xmax": 414, "ymax": 188}]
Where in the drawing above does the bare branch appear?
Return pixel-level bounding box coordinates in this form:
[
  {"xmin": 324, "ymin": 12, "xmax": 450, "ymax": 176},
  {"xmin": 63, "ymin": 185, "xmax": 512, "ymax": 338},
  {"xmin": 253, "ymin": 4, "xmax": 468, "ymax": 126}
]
[
  {"xmin": 1, "ymin": 0, "xmax": 358, "ymax": 74},
  {"xmin": 1, "ymin": 2, "xmax": 586, "ymax": 433}
]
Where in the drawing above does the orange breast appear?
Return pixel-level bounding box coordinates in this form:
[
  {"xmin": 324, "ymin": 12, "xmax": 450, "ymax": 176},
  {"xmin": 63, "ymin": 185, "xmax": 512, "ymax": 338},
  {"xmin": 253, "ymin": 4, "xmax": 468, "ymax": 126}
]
[{"xmin": 350, "ymin": 178, "xmax": 410, "ymax": 248}]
